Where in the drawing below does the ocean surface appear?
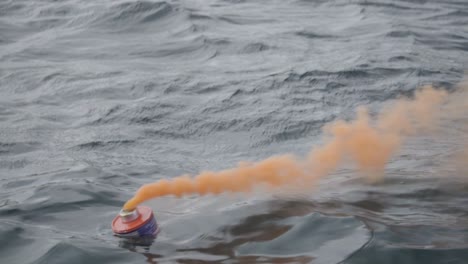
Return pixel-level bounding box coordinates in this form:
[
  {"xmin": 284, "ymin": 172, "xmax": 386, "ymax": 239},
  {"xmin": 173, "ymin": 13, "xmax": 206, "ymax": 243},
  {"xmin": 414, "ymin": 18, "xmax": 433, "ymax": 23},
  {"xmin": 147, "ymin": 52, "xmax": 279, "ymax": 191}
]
[{"xmin": 1, "ymin": 0, "xmax": 468, "ymax": 263}]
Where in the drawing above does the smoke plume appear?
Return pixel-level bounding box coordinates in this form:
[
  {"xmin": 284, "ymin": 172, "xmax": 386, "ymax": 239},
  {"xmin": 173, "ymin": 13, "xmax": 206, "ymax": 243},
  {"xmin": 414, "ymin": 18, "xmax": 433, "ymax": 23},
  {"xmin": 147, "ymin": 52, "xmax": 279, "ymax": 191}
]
[{"xmin": 123, "ymin": 84, "xmax": 465, "ymax": 210}]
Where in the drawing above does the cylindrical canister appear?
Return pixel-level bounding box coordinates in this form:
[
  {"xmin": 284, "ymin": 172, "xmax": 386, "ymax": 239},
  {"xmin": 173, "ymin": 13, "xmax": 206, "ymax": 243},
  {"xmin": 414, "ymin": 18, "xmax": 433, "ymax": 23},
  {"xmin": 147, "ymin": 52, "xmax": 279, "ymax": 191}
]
[{"xmin": 112, "ymin": 205, "xmax": 159, "ymax": 238}]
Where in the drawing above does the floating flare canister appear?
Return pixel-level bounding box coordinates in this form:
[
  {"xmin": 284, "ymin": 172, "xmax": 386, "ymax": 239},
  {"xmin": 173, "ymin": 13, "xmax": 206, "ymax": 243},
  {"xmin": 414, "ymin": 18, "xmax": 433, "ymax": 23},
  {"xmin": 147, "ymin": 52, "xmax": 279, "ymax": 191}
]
[{"xmin": 112, "ymin": 206, "xmax": 159, "ymax": 238}]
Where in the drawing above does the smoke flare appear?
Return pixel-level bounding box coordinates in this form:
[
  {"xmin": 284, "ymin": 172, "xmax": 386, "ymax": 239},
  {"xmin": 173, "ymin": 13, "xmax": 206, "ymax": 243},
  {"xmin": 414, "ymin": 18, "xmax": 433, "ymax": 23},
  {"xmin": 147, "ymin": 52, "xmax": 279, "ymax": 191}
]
[{"xmin": 123, "ymin": 85, "xmax": 460, "ymax": 210}]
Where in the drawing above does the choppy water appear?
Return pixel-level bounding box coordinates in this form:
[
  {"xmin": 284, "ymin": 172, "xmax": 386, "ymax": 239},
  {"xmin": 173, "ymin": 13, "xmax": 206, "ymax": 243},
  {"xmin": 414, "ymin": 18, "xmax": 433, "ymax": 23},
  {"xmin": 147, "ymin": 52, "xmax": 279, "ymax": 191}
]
[{"xmin": 1, "ymin": 0, "xmax": 468, "ymax": 263}]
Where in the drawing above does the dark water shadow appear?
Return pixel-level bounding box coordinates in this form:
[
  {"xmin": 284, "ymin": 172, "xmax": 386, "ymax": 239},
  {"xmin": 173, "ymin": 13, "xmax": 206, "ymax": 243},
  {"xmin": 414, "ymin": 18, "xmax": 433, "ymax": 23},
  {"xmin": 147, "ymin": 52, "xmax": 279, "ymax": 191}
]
[{"xmin": 119, "ymin": 200, "xmax": 368, "ymax": 263}]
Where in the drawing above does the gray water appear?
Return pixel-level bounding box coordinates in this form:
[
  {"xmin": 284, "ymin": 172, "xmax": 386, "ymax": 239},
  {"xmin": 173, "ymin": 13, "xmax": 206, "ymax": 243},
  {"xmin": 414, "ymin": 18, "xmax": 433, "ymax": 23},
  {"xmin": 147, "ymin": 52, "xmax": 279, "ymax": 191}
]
[{"xmin": 1, "ymin": 0, "xmax": 468, "ymax": 263}]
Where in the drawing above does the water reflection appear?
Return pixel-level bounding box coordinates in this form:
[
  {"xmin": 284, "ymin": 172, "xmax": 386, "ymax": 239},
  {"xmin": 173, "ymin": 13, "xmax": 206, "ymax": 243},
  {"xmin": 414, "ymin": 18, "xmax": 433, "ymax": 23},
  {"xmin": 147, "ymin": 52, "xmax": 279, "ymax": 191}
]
[
  {"xmin": 118, "ymin": 235, "xmax": 158, "ymax": 250},
  {"xmin": 118, "ymin": 200, "xmax": 367, "ymax": 263}
]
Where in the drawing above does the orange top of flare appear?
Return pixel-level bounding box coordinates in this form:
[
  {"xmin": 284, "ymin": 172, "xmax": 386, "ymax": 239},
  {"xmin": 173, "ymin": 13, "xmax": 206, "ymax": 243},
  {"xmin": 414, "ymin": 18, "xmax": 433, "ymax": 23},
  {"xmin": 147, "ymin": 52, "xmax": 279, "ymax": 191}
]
[{"xmin": 112, "ymin": 206, "xmax": 153, "ymax": 234}]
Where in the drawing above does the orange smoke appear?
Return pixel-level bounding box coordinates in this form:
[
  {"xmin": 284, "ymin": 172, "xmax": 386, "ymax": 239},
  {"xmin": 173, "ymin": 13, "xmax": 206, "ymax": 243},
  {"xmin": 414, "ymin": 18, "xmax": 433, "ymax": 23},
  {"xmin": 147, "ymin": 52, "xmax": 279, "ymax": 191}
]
[
  {"xmin": 123, "ymin": 86, "xmax": 451, "ymax": 210},
  {"xmin": 447, "ymin": 80, "xmax": 468, "ymax": 176},
  {"xmin": 457, "ymin": 146, "xmax": 468, "ymax": 175}
]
